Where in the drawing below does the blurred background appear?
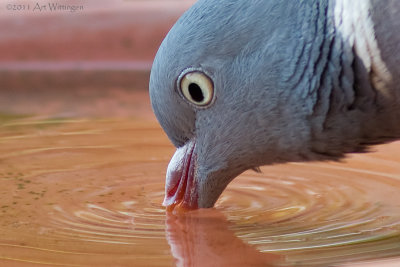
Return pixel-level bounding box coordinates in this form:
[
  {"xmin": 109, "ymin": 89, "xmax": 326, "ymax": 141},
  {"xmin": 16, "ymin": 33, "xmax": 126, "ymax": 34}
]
[
  {"xmin": 0, "ymin": 0, "xmax": 195, "ymax": 118},
  {"xmin": 2, "ymin": 2, "xmax": 400, "ymax": 267}
]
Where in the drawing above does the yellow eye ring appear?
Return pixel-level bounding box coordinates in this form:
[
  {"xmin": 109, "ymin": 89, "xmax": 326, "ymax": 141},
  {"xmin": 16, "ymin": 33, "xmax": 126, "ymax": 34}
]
[{"xmin": 178, "ymin": 70, "xmax": 214, "ymax": 107}]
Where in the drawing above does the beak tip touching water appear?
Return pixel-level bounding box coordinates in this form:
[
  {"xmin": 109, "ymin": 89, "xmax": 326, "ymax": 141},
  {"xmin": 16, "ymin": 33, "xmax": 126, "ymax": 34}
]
[{"xmin": 163, "ymin": 139, "xmax": 199, "ymax": 211}]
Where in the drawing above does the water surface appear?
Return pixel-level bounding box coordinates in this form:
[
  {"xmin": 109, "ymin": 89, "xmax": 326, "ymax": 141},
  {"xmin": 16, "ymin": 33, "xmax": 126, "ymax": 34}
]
[{"xmin": 0, "ymin": 115, "xmax": 400, "ymax": 266}]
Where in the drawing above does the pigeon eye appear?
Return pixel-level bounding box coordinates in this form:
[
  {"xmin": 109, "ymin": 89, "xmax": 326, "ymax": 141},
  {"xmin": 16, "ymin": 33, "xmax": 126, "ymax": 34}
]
[{"xmin": 179, "ymin": 71, "xmax": 214, "ymax": 107}]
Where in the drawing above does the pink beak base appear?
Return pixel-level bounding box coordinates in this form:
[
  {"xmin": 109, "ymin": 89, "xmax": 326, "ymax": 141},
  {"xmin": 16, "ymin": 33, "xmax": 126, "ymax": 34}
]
[{"xmin": 163, "ymin": 139, "xmax": 199, "ymax": 211}]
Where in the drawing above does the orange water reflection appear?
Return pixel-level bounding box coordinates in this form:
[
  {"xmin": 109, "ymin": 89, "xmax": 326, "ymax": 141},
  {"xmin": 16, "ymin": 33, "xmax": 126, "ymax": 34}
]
[
  {"xmin": 0, "ymin": 111, "xmax": 399, "ymax": 266},
  {"xmin": 166, "ymin": 209, "xmax": 281, "ymax": 266},
  {"xmin": 3, "ymin": 0, "xmax": 399, "ymax": 266}
]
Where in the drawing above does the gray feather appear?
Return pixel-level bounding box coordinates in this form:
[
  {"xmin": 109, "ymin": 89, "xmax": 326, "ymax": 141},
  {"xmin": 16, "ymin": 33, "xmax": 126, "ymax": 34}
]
[{"xmin": 150, "ymin": 0, "xmax": 400, "ymax": 208}]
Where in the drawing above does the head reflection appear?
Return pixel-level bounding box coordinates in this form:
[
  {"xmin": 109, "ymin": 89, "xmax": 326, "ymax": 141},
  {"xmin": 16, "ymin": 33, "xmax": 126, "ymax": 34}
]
[{"xmin": 165, "ymin": 209, "xmax": 281, "ymax": 267}]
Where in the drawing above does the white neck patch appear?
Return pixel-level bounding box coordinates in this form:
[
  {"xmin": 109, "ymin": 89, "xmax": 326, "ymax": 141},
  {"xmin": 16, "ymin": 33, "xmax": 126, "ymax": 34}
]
[{"xmin": 334, "ymin": 0, "xmax": 392, "ymax": 97}]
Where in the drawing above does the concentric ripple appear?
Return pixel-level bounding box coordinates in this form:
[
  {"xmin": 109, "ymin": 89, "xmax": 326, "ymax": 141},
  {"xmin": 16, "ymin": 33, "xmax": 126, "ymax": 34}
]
[
  {"xmin": 0, "ymin": 115, "xmax": 400, "ymax": 266},
  {"xmin": 217, "ymin": 159, "xmax": 400, "ymax": 266},
  {"xmin": 0, "ymin": 116, "xmax": 174, "ymax": 266}
]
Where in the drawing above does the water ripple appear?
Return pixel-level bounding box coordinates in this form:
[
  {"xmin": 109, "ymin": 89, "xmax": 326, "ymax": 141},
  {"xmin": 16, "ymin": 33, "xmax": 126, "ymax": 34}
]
[
  {"xmin": 216, "ymin": 160, "xmax": 400, "ymax": 265},
  {"xmin": 1, "ymin": 117, "xmax": 400, "ymax": 266}
]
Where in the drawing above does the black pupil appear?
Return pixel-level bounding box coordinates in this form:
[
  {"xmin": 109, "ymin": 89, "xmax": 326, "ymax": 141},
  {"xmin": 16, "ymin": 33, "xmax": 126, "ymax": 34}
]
[{"xmin": 188, "ymin": 83, "xmax": 204, "ymax": 103}]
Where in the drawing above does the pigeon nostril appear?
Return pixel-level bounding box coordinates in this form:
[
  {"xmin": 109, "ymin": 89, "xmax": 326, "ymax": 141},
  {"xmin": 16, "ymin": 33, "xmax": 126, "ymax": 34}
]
[{"xmin": 188, "ymin": 83, "xmax": 205, "ymax": 103}]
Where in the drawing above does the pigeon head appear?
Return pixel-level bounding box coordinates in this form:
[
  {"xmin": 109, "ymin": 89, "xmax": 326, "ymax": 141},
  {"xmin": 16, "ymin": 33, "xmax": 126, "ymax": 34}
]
[{"xmin": 150, "ymin": 1, "xmax": 317, "ymax": 209}]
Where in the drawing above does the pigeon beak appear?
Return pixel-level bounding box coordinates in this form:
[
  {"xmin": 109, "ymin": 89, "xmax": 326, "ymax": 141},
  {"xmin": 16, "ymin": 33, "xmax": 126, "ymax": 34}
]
[{"xmin": 163, "ymin": 139, "xmax": 199, "ymax": 211}]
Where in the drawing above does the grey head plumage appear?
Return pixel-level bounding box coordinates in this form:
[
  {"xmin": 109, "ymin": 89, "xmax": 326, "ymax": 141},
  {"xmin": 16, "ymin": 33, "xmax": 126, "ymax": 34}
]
[{"xmin": 150, "ymin": 0, "xmax": 400, "ymax": 209}]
